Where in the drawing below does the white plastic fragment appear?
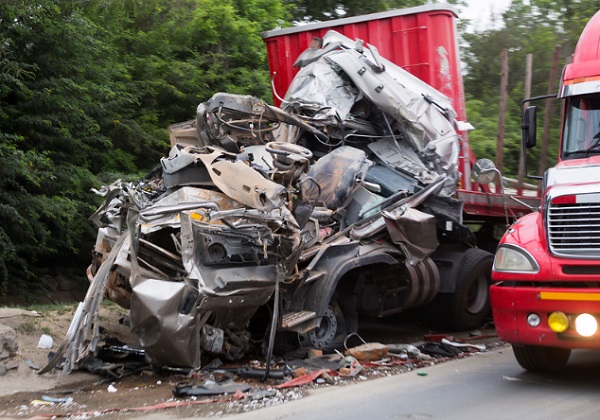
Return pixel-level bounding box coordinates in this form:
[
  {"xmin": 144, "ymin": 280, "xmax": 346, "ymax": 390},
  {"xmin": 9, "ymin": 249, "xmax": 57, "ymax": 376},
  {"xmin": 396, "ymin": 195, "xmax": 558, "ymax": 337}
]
[
  {"xmin": 441, "ymin": 337, "xmax": 486, "ymax": 351},
  {"xmin": 107, "ymin": 384, "xmax": 118, "ymax": 393},
  {"xmin": 37, "ymin": 334, "xmax": 53, "ymax": 349}
]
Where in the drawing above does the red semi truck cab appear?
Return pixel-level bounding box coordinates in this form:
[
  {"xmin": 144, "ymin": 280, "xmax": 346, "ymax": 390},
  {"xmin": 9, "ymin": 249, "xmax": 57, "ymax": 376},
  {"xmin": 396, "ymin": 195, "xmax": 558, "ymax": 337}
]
[{"xmin": 490, "ymin": 9, "xmax": 600, "ymax": 372}]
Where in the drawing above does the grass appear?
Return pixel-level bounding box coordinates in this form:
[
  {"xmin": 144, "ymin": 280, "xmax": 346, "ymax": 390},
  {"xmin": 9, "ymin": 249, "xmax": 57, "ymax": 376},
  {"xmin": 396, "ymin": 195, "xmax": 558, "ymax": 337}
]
[
  {"xmin": 10, "ymin": 307, "xmax": 68, "ymax": 337},
  {"xmin": 15, "ymin": 319, "xmax": 37, "ymax": 335},
  {"xmin": 40, "ymin": 326, "xmax": 55, "ymax": 336},
  {"xmin": 21, "ymin": 302, "xmax": 79, "ymax": 315}
]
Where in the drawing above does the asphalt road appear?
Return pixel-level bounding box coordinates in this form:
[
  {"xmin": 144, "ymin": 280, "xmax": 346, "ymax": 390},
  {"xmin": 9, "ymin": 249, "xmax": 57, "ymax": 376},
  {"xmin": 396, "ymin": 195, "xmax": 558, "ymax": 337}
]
[{"xmin": 225, "ymin": 347, "xmax": 600, "ymax": 420}]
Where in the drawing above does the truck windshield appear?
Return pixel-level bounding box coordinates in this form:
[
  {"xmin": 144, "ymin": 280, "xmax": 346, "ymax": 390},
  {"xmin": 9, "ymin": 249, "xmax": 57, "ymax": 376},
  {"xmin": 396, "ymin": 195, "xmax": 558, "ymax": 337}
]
[{"xmin": 562, "ymin": 93, "xmax": 600, "ymax": 159}]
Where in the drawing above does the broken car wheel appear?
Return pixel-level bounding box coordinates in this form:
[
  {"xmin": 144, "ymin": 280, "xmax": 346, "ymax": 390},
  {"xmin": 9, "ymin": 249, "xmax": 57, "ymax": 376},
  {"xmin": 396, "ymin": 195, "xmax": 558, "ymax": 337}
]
[
  {"xmin": 438, "ymin": 248, "xmax": 493, "ymax": 331},
  {"xmin": 512, "ymin": 344, "xmax": 571, "ymax": 372}
]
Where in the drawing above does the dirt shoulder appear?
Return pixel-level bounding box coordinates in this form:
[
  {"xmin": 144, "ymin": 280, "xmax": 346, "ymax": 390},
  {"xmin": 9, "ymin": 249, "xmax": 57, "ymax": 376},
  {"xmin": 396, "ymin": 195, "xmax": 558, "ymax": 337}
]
[
  {"xmin": 0, "ymin": 304, "xmax": 130, "ymax": 404},
  {"xmin": 0, "ymin": 304, "xmax": 505, "ymax": 419}
]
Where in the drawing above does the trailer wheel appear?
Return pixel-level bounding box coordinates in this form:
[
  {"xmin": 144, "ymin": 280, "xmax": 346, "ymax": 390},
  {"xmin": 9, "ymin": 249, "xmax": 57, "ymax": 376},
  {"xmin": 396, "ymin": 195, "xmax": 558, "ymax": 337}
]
[
  {"xmin": 439, "ymin": 248, "xmax": 493, "ymax": 331},
  {"xmin": 512, "ymin": 344, "xmax": 571, "ymax": 372}
]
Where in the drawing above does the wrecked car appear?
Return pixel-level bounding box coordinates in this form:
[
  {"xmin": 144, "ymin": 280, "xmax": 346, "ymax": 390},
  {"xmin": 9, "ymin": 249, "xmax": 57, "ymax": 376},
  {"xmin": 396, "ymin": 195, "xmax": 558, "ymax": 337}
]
[{"xmin": 48, "ymin": 30, "xmax": 493, "ymax": 374}]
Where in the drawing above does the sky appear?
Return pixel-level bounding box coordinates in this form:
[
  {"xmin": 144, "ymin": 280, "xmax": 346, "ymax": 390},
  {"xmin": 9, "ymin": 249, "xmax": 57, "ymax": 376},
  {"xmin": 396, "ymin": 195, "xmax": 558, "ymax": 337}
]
[{"xmin": 459, "ymin": 0, "xmax": 513, "ymax": 31}]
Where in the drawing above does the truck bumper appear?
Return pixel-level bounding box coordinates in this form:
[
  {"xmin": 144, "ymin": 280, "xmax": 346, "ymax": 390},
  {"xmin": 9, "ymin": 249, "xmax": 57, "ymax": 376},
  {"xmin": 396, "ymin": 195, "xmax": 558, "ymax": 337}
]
[{"xmin": 490, "ymin": 283, "xmax": 600, "ymax": 349}]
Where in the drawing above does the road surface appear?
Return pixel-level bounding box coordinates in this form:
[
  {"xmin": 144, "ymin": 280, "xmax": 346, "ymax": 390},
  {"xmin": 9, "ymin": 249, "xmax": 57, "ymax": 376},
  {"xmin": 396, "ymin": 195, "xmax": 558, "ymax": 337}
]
[{"xmin": 224, "ymin": 347, "xmax": 600, "ymax": 420}]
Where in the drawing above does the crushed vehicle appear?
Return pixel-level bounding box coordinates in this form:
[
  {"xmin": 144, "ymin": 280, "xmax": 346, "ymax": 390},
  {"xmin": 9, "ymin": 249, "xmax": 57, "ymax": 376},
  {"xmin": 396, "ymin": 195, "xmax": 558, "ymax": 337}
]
[{"xmin": 47, "ymin": 6, "xmax": 522, "ymax": 374}]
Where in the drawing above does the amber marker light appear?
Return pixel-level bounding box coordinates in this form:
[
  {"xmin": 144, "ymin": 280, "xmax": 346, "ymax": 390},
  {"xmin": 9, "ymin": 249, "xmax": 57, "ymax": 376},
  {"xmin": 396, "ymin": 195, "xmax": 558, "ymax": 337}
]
[{"xmin": 548, "ymin": 312, "xmax": 569, "ymax": 333}]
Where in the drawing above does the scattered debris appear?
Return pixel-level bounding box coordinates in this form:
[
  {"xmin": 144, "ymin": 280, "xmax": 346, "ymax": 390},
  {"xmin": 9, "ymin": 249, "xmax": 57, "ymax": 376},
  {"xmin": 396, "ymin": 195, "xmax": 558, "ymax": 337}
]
[
  {"xmin": 0, "ymin": 314, "xmax": 502, "ymax": 418},
  {"xmin": 338, "ymin": 355, "xmax": 363, "ymax": 378},
  {"xmin": 19, "ymin": 391, "xmax": 248, "ymax": 418},
  {"xmin": 247, "ymin": 388, "xmax": 279, "ymax": 400},
  {"xmin": 441, "ymin": 337, "xmax": 486, "ymax": 352},
  {"xmin": 276, "ymin": 368, "xmax": 332, "ymax": 389},
  {"xmin": 173, "ymin": 378, "xmax": 252, "ymax": 397},
  {"xmin": 30, "ymin": 399, "xmax": 55, "ymax": 406},
  {"xmin": 204, "ymin": 365, "xmax": 293, "ymax": 381},
  {"xmin": 345, "ymin": 343, "xmax": 388, "ymax": 361},
  {"xmin": 386, "ymin": 343, "xmax": 422, "ymax": 358},
  {"xmin": 40, "ymin": 395, "xmax": 73, "ymax": 404},
  {"xmin": 418, "ymin": 336, "xmax": 487, "ymax": 358},
  {"xmin": 37, "ymin": 334, "xmax": 53, "ymax": 349}
]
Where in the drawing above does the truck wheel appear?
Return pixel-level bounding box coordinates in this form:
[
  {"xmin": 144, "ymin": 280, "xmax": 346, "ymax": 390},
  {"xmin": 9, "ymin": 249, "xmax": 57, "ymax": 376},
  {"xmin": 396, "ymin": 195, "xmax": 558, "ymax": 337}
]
[
  {"xmin": 302, "ymin": 300, "xmax": 348, "ymax": 349},
  {"xmin": 439, "ymin": 248, "xmax": 493, "ymax": 331},
  {"xmin": 512, "ymin": 344, "xmax": 571, "ymax": 372}
]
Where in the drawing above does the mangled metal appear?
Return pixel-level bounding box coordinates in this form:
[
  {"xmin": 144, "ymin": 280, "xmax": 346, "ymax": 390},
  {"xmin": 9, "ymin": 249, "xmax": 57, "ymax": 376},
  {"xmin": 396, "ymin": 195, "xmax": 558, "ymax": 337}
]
[
  {"xmin": 47, "ymin": 30, "xmax": 473, "ymax": 374},
  {"xmin": 284, "ymin": 31, "xmax": 460, "ymax": 196}
]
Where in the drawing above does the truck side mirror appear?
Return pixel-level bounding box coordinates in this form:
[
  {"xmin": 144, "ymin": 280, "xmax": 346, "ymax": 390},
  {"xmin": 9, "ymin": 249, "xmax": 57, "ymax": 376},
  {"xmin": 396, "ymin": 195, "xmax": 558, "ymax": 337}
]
[
  {"xmin": 472, "ymin": 158, "xmax": 497, "ymax": 185},
  {"xmin": 473, "ymin": 158, "xmax": 503, "ymax": 194},
  {"xmin": 522, "ymin": 106, "xmax": 537, "ymax": 149}
]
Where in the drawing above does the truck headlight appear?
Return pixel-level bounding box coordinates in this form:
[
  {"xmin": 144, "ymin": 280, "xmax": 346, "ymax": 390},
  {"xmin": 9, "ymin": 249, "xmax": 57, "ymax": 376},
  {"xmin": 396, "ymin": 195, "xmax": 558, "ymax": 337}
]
[
  {"xmin": 493, "ymin": 245, "xmax": 539, "ymax": 273},
  {"xmin": 575, "ymin": 313, "xmax": 597, "ymax": 337}
]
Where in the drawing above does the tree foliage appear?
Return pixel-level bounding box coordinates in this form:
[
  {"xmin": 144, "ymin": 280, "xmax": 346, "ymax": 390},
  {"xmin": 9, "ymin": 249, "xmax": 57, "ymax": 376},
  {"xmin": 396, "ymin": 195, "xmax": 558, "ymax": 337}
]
[
  {"xmin": 286, "ymin": 0, "xmax": 467, "ymax": 22},
  {"xmin": 288, "ymin": 0, "xmax": 423, "ymax": 21},
  {"xmin": 0, "ymin": 0, "xmax": 290, "ymax": 302},
  {"xmin": 462, "ymin": 0, "xmax": 599, "ymax": 178}
]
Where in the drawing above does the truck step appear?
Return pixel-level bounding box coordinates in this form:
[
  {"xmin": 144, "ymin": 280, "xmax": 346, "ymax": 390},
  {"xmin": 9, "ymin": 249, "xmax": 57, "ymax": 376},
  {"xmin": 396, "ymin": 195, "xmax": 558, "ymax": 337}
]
[{"xmin": 281, "ymin": 311, "xmax": 316, "ymax": 329}]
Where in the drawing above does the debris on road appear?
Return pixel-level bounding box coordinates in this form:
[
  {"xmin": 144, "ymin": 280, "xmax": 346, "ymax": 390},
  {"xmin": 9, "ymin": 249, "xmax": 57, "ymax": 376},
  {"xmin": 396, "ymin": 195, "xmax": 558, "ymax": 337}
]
[
  {"xmin": 37, "ymin": 334, "xmax": 53, "ymax": 349},
  {"xmin": 441, "ymin": 337, "xmax": 486, "ymax": 352},
  {"xmin": 345, "ymin": 342, "xmax": 388, "ymax": 361},
  {"xmin": 1, "ymin": 321, "xmax": 503, "ymax": 418},
  {"xmin": 173, "ymin": 376, "xmax": 252, "ymax": 397}
]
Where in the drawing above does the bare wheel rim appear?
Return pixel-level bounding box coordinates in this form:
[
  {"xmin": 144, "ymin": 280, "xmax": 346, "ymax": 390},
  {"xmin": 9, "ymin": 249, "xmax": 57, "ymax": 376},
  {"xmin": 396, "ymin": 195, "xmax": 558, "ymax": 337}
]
[{"xmin": 306, "ymin": 306, "xmax": 337, "ymax": 347}]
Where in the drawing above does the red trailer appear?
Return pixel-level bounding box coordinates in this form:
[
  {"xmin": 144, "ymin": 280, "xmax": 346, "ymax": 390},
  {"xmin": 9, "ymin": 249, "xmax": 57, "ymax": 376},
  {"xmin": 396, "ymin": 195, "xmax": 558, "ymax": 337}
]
[
  {"xmin": 263, "ymin": 6, "xmax": 466, "ymax": 119},
  {"xmin": 262, "ymin": 5, "xmax": 539, "ymax": 232}
]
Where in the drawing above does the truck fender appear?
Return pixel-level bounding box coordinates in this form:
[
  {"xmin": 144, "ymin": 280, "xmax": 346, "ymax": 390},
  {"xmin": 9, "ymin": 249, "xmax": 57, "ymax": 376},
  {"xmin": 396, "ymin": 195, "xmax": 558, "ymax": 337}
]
[
  {"xmin": 296, "ymin": 244, "xmax": 398, "ymax": 348},
  {"xmin": 302, "ymin": 245, "xmax": 398, "ymax": 316}
]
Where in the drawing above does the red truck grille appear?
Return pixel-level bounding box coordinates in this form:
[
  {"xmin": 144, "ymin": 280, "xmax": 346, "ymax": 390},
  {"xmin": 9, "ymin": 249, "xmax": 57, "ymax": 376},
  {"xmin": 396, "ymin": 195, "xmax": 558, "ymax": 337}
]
[{"xmin": 547, "ymin": 202, "xmax": 600, "ymax": 257}]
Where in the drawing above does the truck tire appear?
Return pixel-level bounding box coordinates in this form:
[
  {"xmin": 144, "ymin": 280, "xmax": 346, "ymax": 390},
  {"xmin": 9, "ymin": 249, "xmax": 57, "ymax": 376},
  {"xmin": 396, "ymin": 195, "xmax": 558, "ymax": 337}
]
[
  {"xmin": 512, "ymin": 344, "xmax": 571, "ymax": 372},
  {"xmin": 438, "ymin": 248, "xmax": 493, "ymax": 331}
]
